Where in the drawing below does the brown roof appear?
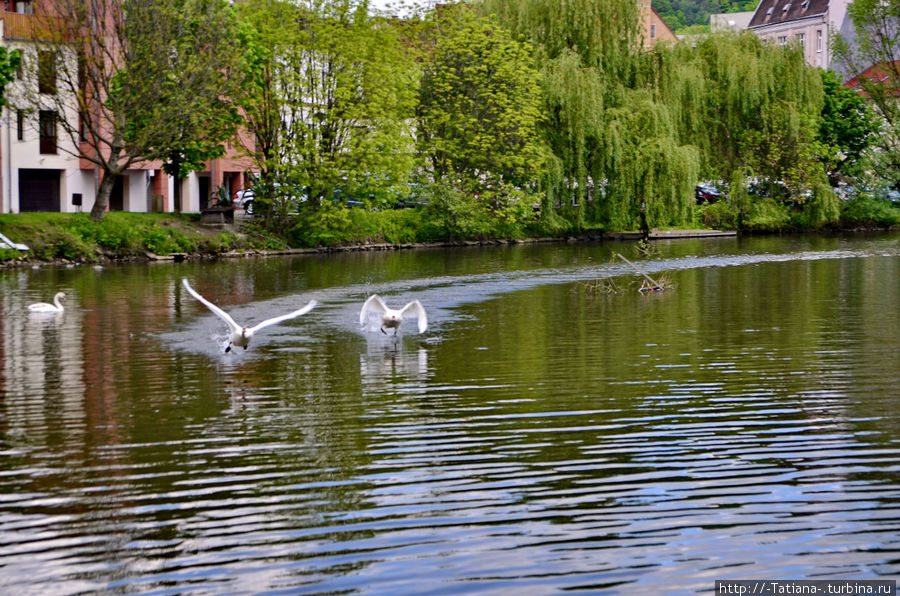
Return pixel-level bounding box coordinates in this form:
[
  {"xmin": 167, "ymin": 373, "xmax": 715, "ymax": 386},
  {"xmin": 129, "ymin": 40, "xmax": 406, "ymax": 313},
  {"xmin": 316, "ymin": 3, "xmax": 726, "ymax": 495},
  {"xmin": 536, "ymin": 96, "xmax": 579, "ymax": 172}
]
[{"xmin": 748, "ymin": 0, "xmax": 829, "ymax": 29}]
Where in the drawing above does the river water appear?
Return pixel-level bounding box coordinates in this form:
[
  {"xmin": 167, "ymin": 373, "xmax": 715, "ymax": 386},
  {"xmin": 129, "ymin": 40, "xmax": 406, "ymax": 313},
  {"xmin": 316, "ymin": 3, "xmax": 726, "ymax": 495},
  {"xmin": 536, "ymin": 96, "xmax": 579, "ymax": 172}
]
[{"xmin": 1, "ymin": 233, "xmax": 899, "ymax": 595}]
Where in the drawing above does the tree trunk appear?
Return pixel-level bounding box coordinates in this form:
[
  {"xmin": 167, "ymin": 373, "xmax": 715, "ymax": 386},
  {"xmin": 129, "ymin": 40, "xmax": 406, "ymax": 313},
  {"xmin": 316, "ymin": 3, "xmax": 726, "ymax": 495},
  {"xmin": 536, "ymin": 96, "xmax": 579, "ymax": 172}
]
[
  {"xmin": 89, "ymin": 172, "xmax": 118, "ymax": 222},
  {"xmin": 170, "ymin": 153, "xmax": 183, "ymax": 213}
]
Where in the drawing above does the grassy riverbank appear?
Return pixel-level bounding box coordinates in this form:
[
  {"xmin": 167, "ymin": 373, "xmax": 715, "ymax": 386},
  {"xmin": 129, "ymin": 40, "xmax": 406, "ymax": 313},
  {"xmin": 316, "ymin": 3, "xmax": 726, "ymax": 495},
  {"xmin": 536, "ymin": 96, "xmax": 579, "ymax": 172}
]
[
  {"xmin": 0, "ymin": 212, "xmax": 281, "ymax": 265},
  {"xmin": 2, "ymin": 197, "xmax": 899, "ymax": 267}
]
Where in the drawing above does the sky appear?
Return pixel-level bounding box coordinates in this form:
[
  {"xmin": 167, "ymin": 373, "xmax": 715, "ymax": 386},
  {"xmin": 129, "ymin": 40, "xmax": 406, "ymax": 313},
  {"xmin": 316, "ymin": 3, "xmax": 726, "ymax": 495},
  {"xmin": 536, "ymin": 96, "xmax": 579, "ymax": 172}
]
[{"xmin": 367, "ymin": 0, "xmax": 438, "ymax": 17}]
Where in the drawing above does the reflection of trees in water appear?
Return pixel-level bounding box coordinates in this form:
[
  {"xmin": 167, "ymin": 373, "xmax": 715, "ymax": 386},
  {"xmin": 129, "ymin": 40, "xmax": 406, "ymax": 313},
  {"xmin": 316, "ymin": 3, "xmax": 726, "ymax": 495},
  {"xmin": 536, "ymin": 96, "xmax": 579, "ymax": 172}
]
[{"xmin": 2, "ymin": 289, "xmax": 85, "ymax": 445}]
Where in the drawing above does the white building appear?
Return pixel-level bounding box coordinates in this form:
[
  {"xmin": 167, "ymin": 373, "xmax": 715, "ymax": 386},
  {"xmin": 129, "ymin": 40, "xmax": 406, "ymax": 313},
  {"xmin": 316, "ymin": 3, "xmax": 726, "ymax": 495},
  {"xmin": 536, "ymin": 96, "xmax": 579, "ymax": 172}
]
[
  {"xmin": 746, "ymin": 0, "xmax": 855, "ymax": 74},
  {"xmin": 0, "ymin": 5, "xmax": 253, "ymax": 214}
]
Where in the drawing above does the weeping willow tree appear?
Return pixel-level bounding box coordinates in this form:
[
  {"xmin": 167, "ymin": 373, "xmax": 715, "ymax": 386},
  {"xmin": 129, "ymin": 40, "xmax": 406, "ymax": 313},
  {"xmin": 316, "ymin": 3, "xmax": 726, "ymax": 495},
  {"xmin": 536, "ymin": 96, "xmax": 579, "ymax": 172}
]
[
  {"xmin": 482, "ymin": 0, "xmax": 700, "ymax": 231},
  {"xmin": 656, "ymin": 32, "xmax": 832, "ymax": 227}
]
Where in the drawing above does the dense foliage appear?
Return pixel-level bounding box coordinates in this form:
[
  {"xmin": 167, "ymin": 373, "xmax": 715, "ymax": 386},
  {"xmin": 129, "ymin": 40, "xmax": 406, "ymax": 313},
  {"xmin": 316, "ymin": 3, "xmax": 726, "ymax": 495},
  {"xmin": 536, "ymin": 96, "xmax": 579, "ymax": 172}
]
[
  {"xmin": 221, "ymin": 0, "xmax": 896, "ymax": 242},
  {"xmin": 235, "ymin": 0, "xmax": 416, "ymax": 231},
  {"xmin": 11, "ymin": 0, "xmax": 899, "ymax": 244},
  {"xmin": 0, "ymin": 47, "xmax": 20, "ymax": 108},
  {"xmin": 834, "ymin": 0, "xmax": 900, "ymax": 191}
]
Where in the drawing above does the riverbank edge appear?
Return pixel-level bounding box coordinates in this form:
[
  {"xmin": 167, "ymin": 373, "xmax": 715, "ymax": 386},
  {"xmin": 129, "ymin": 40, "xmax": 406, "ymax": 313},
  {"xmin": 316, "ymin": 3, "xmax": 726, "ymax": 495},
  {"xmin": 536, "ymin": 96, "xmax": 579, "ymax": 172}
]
[
  {"xmin": 1, "ymin": 215, "xmax": 896, "ymax": 269},
  {"xmin": 1, "ymin": 232, "xmax": 607, "ymax": 268}
]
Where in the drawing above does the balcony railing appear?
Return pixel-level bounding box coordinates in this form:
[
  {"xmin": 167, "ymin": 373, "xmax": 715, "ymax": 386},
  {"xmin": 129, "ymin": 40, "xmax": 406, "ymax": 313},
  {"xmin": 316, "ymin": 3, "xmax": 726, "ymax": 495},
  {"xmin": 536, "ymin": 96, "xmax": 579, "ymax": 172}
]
[{"xmin": 2, "ymin": 10, "xmax": 67, "ymax": 42}]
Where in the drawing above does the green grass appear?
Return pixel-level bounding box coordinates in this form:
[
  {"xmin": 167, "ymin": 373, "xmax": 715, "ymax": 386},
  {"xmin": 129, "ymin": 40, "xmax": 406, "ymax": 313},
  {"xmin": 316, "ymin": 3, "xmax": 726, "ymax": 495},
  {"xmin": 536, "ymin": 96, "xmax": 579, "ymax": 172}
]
[
  {"xmin": 4, "ymin": 197, "xmax": 897, "ymax": 265},
  {"xmin": 0, "ymin": 212, "xmax": 250, "ymax": 263}
]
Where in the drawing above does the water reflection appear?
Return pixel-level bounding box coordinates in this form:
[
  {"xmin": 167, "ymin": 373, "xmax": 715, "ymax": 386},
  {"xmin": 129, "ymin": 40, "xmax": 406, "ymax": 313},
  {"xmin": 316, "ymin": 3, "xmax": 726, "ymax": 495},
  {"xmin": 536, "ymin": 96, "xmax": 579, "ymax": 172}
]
[
  {"xmin": 360, "ymin": 343, "xmax": 430, "ymax": 388},
  {"xmin": 1, "ymin": 234, "xmax": 899, "ymax": 595},
  {"xmin": 2, "ymin": 283, "xmax": 86, "ymax": 445}
]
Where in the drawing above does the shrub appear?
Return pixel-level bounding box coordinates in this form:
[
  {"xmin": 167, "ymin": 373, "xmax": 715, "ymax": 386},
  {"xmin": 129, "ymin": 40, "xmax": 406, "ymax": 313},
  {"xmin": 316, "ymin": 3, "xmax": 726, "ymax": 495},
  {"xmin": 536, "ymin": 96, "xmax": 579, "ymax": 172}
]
[
  {"xmin": 696, "ymin": 200, "xmax": 737, "ymax": 229},
  {"xmin": 0, "ymin": 247, "xmax": 20, "ymax": 262},
  {"xmin": 794, "ymin": 183, "xmax": 840, "ymax": 229},
  {"xmin": 839, "ymin": 196, "xmax": 900, "ymax": 227},
  {"xmin": 744, "ymin": 197, "xmax": 792, "ymax": 232}
]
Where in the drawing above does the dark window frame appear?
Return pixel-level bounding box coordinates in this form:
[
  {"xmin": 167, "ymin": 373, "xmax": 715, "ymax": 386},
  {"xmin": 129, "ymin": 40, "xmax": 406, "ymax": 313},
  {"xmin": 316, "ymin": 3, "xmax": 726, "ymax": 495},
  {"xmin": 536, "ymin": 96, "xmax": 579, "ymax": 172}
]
[{"xmin": 39, "ymin": 110, "xmax": 57, "ymax": 154}]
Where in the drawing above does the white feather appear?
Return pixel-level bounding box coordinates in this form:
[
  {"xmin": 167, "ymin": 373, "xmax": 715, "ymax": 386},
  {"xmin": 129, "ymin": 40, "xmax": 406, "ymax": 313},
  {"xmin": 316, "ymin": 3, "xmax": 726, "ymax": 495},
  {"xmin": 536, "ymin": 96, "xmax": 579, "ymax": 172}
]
[
  {"xmin": 182, "ymin": 278, "xmax": 316, "ymax": 352},
  {"xmin": 28, "ymin": 292, "xmax": 66, "ymax": 313},
  {"xmin": 360, "ymin": 294, "xmax": 427, "ymax": 335}
]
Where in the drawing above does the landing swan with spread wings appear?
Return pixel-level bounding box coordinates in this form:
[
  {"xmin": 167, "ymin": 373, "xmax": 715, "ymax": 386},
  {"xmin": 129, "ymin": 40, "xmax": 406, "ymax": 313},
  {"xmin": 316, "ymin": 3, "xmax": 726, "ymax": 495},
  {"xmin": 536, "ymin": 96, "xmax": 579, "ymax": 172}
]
[
  {"xmin": 182, "ymin": 278, "xmax": 317, "ymax": 352},
  {"xmin": 359, "ymin": 294, "xmax": 427, "ymax": 335}
]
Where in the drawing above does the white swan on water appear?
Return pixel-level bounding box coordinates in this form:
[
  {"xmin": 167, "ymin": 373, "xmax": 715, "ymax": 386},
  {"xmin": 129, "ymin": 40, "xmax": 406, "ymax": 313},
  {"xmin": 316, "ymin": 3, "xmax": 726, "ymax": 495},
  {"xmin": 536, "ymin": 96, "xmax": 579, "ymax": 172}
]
[
  {"xmin": 360, "ymin": 294, "xmax": 427, "ymax": 335},
  {"xmin": 182, "ymin": 278, "xmax": 317, "ymax": 353},
  {"xmin": 28, "ymin": 292, "xmax": 66, "ymax": 312}
]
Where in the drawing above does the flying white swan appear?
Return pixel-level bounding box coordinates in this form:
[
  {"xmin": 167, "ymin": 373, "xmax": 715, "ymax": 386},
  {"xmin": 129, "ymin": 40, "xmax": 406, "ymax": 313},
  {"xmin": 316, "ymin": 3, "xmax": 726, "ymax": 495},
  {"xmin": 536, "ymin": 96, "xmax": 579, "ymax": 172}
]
[
  {"xmin": 182, "ymin": 278, "xmax": 317, "ymax": 352},
  {"xmin": 359, "ymin": 294, "xmax": 427, "ymax": 335},
  {"xmin": 28, "ymin": 291, "xmax": 66, "ymax": 312}
]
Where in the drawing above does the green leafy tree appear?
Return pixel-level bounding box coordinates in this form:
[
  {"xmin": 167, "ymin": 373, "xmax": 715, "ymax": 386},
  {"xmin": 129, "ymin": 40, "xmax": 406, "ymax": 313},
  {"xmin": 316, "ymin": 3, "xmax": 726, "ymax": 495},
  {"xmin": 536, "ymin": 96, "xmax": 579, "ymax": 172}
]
[
  {"xmin": 29, "ymin": 0, "xmax": 243, "ymax": 221},
  {"xmin": 417, "ymin": 6, "xmax": 544, "ymax": 189},
  {"xmin": 0, "ymin": 48, "xmax": 20, "ymax": 108},
  {"xmin": 657, "ymin": 32, "xmax": 828, "ymax": 225},
  {"xmin": 120, "ymin": 0, "xmax": 244, "ymax": 213},
  {"xmin": 485, "ymin": 0, "xmax": 699, "ymax": 231},
  {"xmin": 817, "ymin": 69, "xmax": 878, "ymax": 185},
  {"xmin": 835, "ymin": 0, "xmax": 900, "ymax": 187},
  {"xmin": 236, "ymin": 0, "xmax": 417, "ymax": 227}
]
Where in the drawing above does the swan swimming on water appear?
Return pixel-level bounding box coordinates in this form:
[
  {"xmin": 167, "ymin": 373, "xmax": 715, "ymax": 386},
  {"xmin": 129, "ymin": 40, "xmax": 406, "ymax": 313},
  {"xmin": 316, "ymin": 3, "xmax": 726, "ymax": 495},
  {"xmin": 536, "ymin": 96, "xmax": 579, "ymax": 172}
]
[
  {"xmin": 360, "ymin": 294, "xmax": 427, "ymax": 335},
  {"xmin": 182, "ymin": 278, "xmax": 317, "ymax": 352},
  {"xmin": 28, "ymin": 292, "xmax": 66, "ymax": 312}
]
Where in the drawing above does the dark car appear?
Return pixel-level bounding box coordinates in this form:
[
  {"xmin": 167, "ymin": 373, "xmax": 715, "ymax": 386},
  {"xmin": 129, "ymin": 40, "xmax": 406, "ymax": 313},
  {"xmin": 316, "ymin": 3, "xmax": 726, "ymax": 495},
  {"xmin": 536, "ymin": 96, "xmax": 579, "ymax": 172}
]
[{"xmin": 695, "ymin": 183, "xmax": 723, "ymax": 205}]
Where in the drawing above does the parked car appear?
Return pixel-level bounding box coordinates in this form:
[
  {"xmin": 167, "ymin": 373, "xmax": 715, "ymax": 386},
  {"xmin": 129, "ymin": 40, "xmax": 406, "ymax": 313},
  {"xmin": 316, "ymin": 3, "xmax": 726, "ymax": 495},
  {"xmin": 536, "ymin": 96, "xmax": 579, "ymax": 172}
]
[
  {"xmin": 391, "ymin": 183, "xmax": 428, "ymax": 209},
  {"xmin": 695, "ymin": 183, "xmax": 723, "ymax": 205},
  {"xmin": 233, "ymin": 189, "xmax": 255, "ymax": 214}
]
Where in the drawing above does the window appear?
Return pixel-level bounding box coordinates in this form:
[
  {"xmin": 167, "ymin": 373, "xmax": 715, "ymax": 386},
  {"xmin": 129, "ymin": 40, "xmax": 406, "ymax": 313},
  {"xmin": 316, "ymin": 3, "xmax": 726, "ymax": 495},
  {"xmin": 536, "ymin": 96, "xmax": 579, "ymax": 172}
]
[
  {"xmin": 817, "ymin": 29, "xmax": 823, "ymax": 52},
  {"xmin": 38, "ymin": 51, "xmax": 57, "ymax": 95},
  {"xmin": 797, "ymin": 32, "xmax": 805, "ymax": 48},
  {"xmin": 39, "ymin": 110, "xmax": 56, "ymax": 154},
  {"xmin": 777, "ymin": 36, "xmax": 788, "ymax": 46},
  {"xmin": 651, "ymin": 24, "xmax": 656, "ymax": 39},
  {"xmin": 16, "ymin": 110, "xmax": 24, "ymax": 141}
]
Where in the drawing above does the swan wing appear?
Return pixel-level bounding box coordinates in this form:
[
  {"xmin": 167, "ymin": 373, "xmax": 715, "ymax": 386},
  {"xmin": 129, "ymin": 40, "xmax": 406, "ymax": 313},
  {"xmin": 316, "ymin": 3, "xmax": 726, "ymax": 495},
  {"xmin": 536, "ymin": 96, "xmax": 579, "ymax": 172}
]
[
  {"xmin": 360, "ymin": 294, "xmax": 388, "ymax": 325},
  {"xmin": 400, "ymin": 300, "xmax": 427, "ymax": 333},
  {"xmin": 28, "ymin": 303, "xmax": 55, "ymax": 312},
  {"xmin": 182, "ymin": 278, "xmax": 241, "ymax": 333},
  {"xmin": 248, "ymin": 300, "xmax": 317, "ymax": 333}
]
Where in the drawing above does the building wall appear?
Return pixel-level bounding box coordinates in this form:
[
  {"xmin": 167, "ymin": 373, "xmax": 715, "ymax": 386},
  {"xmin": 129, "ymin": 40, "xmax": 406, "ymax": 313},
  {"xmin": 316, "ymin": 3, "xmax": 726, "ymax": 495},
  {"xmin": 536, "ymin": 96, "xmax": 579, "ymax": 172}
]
[
  {"xmin": 0, "ymin": 33, "xmax": 98, "ymax": 213},
  {"xmin": 0, "ymin": 9, "xmax": 255, "ymax": 214},
  {"xmin": 747, "ymin": 0, "xmax": 854, "ymax": 75},
  {"xmin": 640, "ymin": 0, "xmax": 678, "ymax": 48},
  {"xmin": 753, "ymin": 17, "xmax": 831, "ymax": 70}
]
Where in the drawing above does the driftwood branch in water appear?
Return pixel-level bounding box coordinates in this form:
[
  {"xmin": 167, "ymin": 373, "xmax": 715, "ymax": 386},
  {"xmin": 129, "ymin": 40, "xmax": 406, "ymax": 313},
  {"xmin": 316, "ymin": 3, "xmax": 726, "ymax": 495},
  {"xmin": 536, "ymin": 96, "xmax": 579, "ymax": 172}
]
[{"xmin": 615, "ymin": 253, "xmax": 664, "ymax": 293}]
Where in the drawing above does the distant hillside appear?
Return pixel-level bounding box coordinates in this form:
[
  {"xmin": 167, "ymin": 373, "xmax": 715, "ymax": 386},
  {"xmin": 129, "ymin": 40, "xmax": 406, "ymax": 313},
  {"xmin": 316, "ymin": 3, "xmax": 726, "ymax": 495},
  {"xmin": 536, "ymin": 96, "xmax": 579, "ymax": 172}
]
[{"xmin": 653, "ymin": 0, "xmax": 759, "ymax": 32}]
